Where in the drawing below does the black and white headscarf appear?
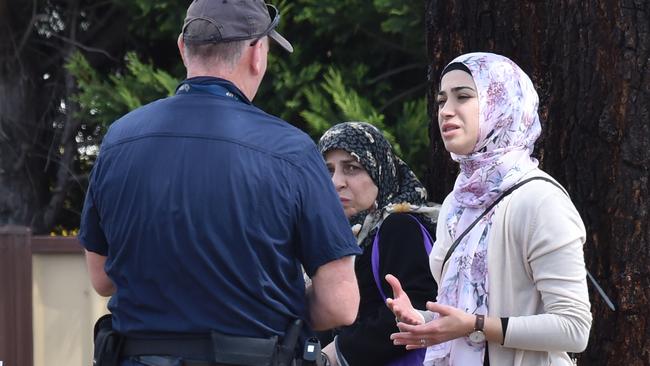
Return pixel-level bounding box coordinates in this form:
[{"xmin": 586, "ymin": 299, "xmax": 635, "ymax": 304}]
[{"xmin": 318, "ymin": 122, "xmax": 438, "ymax": 246}]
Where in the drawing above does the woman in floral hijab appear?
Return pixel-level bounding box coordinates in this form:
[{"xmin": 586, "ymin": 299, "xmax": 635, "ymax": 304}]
[
  {"xmin": 317, "ymin": 122, "xmax": 439, "ymax": 366},
  {"xmin": 386, "ymin": 53, "xmax": 592, "ymax": 366}
]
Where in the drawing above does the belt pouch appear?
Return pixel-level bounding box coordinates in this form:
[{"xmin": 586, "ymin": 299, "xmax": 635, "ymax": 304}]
[
  {"xmin": 211, "ymin": 331, "xmax": 278, "ymax": 366},
  {"xmin": 93, "ymin": 314, "xmax": 124, "ymax": 366}
]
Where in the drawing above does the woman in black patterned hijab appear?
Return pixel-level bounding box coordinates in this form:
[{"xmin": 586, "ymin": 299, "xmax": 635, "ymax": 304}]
[{"xmin": 317, "ymin": 122, "xmax": 439, "ymax": 366}]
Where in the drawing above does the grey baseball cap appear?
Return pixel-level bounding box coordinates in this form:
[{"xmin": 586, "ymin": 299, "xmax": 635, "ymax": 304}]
[{"xmin": 182, "ymin": 0, "xmax": 293, "ymax": 53}]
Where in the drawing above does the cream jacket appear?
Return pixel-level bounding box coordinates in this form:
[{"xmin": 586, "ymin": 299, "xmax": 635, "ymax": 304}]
[{"xmin": 429, "ymin": 169, "xmax": 592, "ymax": 366}]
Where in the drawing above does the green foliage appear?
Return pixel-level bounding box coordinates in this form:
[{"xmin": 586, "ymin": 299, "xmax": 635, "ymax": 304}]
[
  {"xmin": 259, "ymin": 0, "xmax": 430, "ymax": 177},
  {"xmin": 393, "ymin": 98, "xmax": 431, "ymax": 177},
  {"xmin": 300, "ymin": 67, "xmax": 389, "ymax": 144},
  {"xmin": 66, "ymin": 51, "xmax": 178, "ymax": 130},
  {"xmin": 113, "ymin": 0, "xmax": 186, "ymax": 40},
  {"xmin": 68, "ymin": 0, "xmax": 431, "ymax": 178},
  {"xmin": 374, "ymin": 0, "xmax": 424, "ymax": 36},
  {"xmin": 318, "ymin": 68, "xmax": 385, "ymax": 126},
  {"xmin": 299, "ymin": 67, "xmax": 430, "ymax": 174}
]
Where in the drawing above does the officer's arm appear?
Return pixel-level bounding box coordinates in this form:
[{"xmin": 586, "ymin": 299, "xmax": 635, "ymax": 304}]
[
  {"xmin": 307, "ymin": 255, "xmax": 359, "ymax": 331},
  {"xmin": 85, "ymin": 250, "xmax": 115, "ymax": 297}
]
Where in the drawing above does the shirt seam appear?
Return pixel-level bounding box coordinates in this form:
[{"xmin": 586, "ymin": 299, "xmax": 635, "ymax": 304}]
[{"xmin": 101, "ymin": 132, "xmax": 308, "ymax": 168}]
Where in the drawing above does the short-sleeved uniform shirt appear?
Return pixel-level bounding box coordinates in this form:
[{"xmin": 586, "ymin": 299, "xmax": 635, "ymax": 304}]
[{"xmin": 79, "ymin": 77, "xmax": 361, "ymax": 338}]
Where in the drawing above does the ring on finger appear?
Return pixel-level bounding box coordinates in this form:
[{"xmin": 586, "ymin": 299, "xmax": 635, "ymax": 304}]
[{"xmin": 420, "ymin": 338, "xmax": 426, "ymax": 346}]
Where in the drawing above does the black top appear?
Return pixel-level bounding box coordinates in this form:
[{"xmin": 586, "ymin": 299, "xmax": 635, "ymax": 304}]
[{"xmin": 335, "ymin": 213, "xmax": 437, "ymax": 365}]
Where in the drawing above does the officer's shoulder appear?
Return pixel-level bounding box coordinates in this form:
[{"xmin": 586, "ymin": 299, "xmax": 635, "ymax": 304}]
[
  {"xmin": 252, "ymin": 112, "xmax": 317, "ymax": 158},
  {"xmin": 102, "ymin": 98, "xmax": 169, "ymax": 143}
]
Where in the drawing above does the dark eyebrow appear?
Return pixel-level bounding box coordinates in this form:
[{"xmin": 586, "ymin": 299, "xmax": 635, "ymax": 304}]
[
  {"xmin": 327, "ymin": 158, "xmax": 360, "ymax": 165},
  {"xmin": 437, "ymin": 86, "xmax": 476, "ymax": 96},
  {"xmin": 341, "ymin": 159, "xmax": 360, "ymax": 164}
]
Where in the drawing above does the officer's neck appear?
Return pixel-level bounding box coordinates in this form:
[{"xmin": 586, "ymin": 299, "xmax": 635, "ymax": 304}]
[{"xmin": 186, "ymin": 55, "xmax": 263, "ymax": 101}]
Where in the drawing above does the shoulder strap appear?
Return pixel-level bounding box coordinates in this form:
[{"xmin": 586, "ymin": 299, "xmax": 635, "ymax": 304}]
[
  {"xmin": 441, "ymin": 176, "xmax": 561, "ymax": 271},
  {"xmin": 371, "ymin": 214, "xmax": 433, "ymax": 301},
  {"xmin": 439, "ymin": 176, "xmax": 616, "ymax": 311}
]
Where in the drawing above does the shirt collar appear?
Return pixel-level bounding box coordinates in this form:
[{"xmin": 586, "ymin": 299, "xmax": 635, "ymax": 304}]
[{"xmin": 175, "ymin": 76, "xmax": 252, "ymax": 105}]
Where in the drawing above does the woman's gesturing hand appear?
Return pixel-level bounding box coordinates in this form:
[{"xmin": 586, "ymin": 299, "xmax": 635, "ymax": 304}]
[
  {"xmin": 390, "ymin": 302, "xmax": 474, "ymax": 349},
  {"xmin": 385, "ymin": 274, "xmax": 426, "ymax": 325}
]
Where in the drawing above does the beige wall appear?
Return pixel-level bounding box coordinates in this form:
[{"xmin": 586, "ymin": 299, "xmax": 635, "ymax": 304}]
[{"xmin": 32, "ymin": 253, "xmax": 109, "ymax": 366}]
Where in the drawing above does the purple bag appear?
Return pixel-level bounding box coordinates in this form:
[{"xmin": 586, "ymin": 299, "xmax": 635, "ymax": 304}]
[{"xmin": 371, "ymin": 214, "xmax": 433, "ymax": 366}]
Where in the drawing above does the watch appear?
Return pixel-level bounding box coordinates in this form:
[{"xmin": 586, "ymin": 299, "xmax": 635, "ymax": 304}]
[{"xmin": 468, "ymin": 314, "xmax": 486, "ymax": 343}]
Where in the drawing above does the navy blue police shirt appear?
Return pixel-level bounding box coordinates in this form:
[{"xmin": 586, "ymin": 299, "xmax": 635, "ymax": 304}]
[{"xmin": 79, "ymin": 77, "xmax": 361, "ymax": 338}]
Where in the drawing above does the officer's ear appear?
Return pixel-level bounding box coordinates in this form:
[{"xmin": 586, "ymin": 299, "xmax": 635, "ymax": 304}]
[
  {"xmin": 177, "ymin": 34, "xmax": 188, "ymax": 68},
  {"xmin": 249, "ymin": 36, "xmax": 268, "ymax": 76}
]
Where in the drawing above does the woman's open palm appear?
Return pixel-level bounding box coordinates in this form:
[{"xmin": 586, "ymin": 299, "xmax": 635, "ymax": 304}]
[{"xmin": 385, "ymin": 274, "xmax": 425, "ymax": 325}]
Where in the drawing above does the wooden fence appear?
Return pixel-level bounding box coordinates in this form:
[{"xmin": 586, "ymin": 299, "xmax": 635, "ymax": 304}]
[{"xmin": 0, "ymin": 226, "xmax": 107, "ymax": 366}]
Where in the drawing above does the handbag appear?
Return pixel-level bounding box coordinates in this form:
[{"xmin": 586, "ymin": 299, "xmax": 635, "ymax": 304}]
[{"xmin": 371, "ymin": 214, "xmax": 433, "ymax": 366}]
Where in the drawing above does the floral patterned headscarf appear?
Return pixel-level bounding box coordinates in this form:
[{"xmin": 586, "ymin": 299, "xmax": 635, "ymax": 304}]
[
  {"xmin": 449, "ymin": 53, "xmax": 541, "ymax": 210},
  {"xmin": 425, "ymin": 53, "xmax": 541, "ymax": 366},
  {"xmin": 318, "ymin": 122, "xmax": 436, "ymax": 246}
]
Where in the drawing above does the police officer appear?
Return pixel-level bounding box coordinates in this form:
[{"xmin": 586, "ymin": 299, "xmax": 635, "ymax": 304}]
[{"xmin": 80, "ymin": 1, "xmax": 361, "ymax": 365}]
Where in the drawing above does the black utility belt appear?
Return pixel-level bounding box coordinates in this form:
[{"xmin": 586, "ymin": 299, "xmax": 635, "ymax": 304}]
[
  {"xmin": 121, "ymin": 332, "xmax": 278, "ymax": 366},
  {"xmin": 93, "ymin": 315, "xmax": 324, "ymax": 366}
]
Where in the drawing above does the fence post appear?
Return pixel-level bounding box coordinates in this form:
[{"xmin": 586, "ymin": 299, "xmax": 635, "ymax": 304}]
[{"xmin": 0, "ymin": 226, "xmax": 33, "ymax": 366}]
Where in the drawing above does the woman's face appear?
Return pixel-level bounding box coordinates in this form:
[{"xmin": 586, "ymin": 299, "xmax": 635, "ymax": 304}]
[
  {"xmin": 325, "ymin": 149, "xmax": 379, "ymax": 219},
  {"xmin": 437, "ymin": 69, "xmax": 480, "ymax": 155}
]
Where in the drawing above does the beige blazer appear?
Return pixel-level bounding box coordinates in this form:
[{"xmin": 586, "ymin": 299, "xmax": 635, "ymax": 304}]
[{"xmin": 430, "ymin": 169, "xmax": 592, "ymax": 366}]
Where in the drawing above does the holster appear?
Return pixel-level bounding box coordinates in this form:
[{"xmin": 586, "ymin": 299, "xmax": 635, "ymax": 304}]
[{"xmin": 93, "ymin": 314, "xmax": 124, "ymax": 366}]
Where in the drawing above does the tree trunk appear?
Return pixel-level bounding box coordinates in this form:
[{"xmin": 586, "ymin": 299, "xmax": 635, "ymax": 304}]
[
  {"xmin": 424, "ymin": 1, "xmax": 650, "ymax": 365},
  {"xmin": 0, "ymin": 0, "xmax": 122, "ymax": 233},
  {"xmin": 41, "ymin": 0, "xmax": 82, "ymax": 230},
  {"xmin": 0, "ymin": 0, "xmax": 47, "ymax": 230}
]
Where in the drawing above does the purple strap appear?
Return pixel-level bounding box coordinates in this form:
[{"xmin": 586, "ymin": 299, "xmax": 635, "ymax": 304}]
[{"xmin": 371, "ymin": 214, "xmax": 434, "ymax": 301}]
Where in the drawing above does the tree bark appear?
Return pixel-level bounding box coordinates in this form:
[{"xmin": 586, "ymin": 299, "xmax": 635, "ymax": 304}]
[
  {"xmin": 0, "ymin": 0, "xmax": 47, "ymax": 230},
  {"xmin": 425, "ymin": 1, "xmax": 650, "ymax": 365},
  {"xmin": 42, "ymin": 0, "xmax": 82, "ymax": 230},
  {"xmin": 0, "ymin": 0, "xmax": 127, "ymax": 233}
]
